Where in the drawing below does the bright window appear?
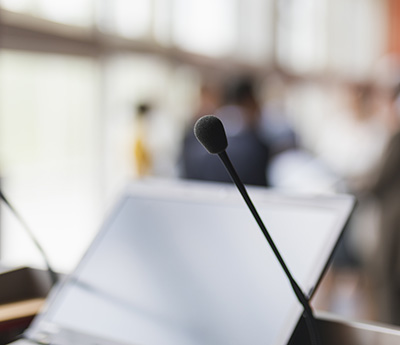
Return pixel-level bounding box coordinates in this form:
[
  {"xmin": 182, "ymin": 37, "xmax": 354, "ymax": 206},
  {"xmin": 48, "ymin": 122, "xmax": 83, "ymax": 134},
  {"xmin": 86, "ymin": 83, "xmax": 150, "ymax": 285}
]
[
  {"xmin": 0, "ymin": 50, "xmax": 100, "ymax": 272},
  {"xmin": 100, "ymin": 0, "xmax": 152, "ymax": 39},
  {"xmin": 1, "ymin": 0, "xmax": 95, "ymax": 27},
  {"xmin": 172, "ymin": 0, "xmax": 237, "ymax": 57},
  {"xmin": 277, "ymin": 0, "xmax": 327, "ymax": 74},
  {"xmin": 235, "ymin": 0, "xmax": 274, "ymax": 65}
]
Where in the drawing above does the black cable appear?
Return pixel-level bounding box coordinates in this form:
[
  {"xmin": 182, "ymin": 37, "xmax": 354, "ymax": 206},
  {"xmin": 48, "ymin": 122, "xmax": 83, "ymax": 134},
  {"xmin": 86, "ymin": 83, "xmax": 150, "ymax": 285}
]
[{"xmin": 0, "ymin": 190, "xmax": 58, "ymax": 286}]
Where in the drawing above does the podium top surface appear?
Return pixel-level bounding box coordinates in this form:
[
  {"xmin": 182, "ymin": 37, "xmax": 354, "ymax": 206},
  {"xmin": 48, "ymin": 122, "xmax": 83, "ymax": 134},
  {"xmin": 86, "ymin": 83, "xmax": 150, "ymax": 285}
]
[{"xmin": 317, "ymin": 312, "xmax": 400, "ymax": 345}]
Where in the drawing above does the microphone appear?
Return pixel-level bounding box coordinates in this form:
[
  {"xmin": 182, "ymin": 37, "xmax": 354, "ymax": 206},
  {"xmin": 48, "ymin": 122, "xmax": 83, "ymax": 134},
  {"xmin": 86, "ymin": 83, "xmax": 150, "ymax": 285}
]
[
  {"xmin": 194, "ymin": 115, "xmax": 320, "ymax": 345},
  {"xmin": 0, "ymin": 190, "xmax": 58, "ymax": 286}
]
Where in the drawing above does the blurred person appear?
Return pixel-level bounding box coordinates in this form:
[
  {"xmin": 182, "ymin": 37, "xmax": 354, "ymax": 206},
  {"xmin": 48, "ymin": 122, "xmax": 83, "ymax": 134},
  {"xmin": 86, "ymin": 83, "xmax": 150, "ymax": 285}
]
[
  {"xmin": 179, "ymin": 81, "xmax": 221, "ymax": 181},
  {"xmin": 179, "ymin": 76, "xmax": 271, "ymax": 186},
  {"xmin": 260, "ymin": 74, "xmax": 298, "ymax": 157},
  {"xmin": 327, "ymin": 85, "xmax": 389, "ymax": 268},
  {"xmin": 132, "ymin": 103, "xmax": 152, "ymax": 177},
  {"xmin": 368, "ymin": 81, "xmax": 400, "ymax": 325},
  {"xmin": 316, "ymin": 84, "xmax": 388, "ymax": 186},
  {"xmin": 317, "ymin": 85, "xmax": 393, "ymax": 305},
  {"xmin": 193, "ymin": 83, "xmax": 222, "ymax": 122},
  {"xmin": 132, "ymin": 99, "xmax": 180, "ymax": 178}
]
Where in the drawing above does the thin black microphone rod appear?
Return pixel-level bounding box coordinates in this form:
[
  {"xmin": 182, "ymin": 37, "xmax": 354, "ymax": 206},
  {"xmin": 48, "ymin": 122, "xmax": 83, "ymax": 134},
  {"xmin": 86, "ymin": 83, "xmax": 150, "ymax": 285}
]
[
  {"xmin": 0, "ymin": 190, "xmax": 58, "ymax": 286},
  {"xmin": 218, "ymin": 151, "xmax": 320, "ymax": 345}
]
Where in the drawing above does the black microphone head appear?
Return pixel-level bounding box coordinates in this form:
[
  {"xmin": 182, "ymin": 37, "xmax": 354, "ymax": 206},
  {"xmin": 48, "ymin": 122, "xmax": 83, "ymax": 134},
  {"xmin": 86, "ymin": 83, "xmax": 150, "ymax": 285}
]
[{"xmin": 194, "ymin": 115, "xmax": 228, "ymax": 154}]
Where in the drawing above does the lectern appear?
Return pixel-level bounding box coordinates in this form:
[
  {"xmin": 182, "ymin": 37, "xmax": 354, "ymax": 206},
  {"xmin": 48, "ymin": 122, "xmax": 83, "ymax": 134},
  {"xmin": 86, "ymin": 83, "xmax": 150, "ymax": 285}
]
[
  {"xmin": 7, "ymin": 180, "xmax": 391, "ymax": 345},
  {"xmin": 290, "ymin": 311, "xmax": 400, "ymax": 345}
]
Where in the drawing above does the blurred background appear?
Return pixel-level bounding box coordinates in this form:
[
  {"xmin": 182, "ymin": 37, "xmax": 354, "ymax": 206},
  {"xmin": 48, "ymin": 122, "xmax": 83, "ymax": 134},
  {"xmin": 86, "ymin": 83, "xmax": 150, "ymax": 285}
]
[{"xmin": 1, "ymin": 0, "xmax": 400, "ymax": 328}]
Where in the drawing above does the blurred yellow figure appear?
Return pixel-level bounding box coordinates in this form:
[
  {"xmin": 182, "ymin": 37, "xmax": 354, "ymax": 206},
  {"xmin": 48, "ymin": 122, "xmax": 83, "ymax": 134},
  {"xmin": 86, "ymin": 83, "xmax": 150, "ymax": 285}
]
[{"xmin": 133, "ymin": 103, "xmax": 152, "ymax": 177}]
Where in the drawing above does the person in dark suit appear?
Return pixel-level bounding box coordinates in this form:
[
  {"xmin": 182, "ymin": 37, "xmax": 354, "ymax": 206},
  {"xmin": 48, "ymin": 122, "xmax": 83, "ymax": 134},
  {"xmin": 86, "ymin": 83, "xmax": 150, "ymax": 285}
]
[{"xmin": 180, "ymin": 76, "xmax": 270, "ymax": 186}]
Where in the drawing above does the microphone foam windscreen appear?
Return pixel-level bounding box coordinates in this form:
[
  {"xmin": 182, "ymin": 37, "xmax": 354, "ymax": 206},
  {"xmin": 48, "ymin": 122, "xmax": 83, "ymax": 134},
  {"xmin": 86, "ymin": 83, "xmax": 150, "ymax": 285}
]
[{"xmin": 194, "ymin": 115, "xmax": 228, "ymax": 154}]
